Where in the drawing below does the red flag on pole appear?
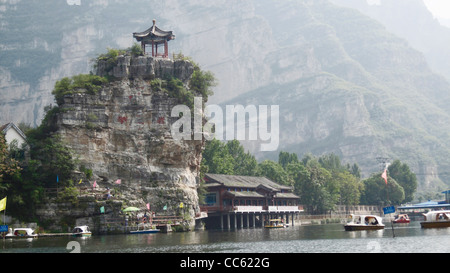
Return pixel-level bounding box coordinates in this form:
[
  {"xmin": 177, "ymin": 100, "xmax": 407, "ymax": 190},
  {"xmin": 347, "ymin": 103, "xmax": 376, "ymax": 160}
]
[
  {"xmin": 93, "ymin": 181, "xmax": 97, "ymax": 188},
  {"xmin": 146, "ymin": 203, "xmax": 150, "ymax": 211},
  {"xmin": 381, "ymin": 169, "xmax": 388, "ymax": 185},
  {"xmin": 115, "ymin": 179, "xmax": 121, "ymax": 185}
]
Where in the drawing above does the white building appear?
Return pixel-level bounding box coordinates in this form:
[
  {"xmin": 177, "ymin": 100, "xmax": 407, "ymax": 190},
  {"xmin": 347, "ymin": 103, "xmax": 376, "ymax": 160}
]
[{"xmin": 1, "ymin": 122, "xmax": 27, "ymax": 148}]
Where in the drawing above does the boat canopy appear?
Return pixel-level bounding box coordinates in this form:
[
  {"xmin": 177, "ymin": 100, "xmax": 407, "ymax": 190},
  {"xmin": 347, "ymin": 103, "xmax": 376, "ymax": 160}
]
[
  {"xmin": 423, "ymin": 210, "xmax": 450, "ymax": 222},
  {"xmin": 14, "ymin": 228, "xmax": 35, "ymax": 236},
  {"xmin": 347, "ymin": 214, "xmax": 382, "ymax": 225},
  {"xmin": 6, "ymin": 228, "xmax": 36, "ymax": 236},
  {"xmin": 72, "ymin": 226, "xmax": 90, "ymax": 233}
]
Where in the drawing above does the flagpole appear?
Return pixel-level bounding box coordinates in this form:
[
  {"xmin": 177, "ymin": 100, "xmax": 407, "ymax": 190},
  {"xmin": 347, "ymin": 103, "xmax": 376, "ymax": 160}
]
[
  {"xmin": 3, "ymin": 200, "xmax": 6, "ymax": 229},
  {"xmin": 2, "ymin": 208, "xmax": 5, "ymax": 242},
  {"xmin": 382, "ymin": 165, "xmax": 396, "ymax": 238},
  {"xmin": 1, "ymin": 197, "xmax": 6, "ymax": 225}
]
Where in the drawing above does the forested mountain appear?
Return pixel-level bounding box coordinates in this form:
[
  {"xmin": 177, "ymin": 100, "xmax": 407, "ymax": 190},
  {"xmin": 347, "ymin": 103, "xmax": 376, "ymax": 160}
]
[
  {"xmin": 225, "ymin": 1, "xmax": 450, "ymax": 191},
  {"xmin": 1, "ymin": 0, "xmax": 450, "ymax": 192}
]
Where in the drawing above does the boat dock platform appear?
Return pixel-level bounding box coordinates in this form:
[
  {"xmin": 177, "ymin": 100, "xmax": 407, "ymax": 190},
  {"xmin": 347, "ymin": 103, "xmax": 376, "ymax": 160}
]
[
  {"xmin": 37, "ymin": 233, "xmax": 75, "ymax": 237},
  {"xmin": 2, "ymin": 233, "xmax": 75, "ymax": 239}
]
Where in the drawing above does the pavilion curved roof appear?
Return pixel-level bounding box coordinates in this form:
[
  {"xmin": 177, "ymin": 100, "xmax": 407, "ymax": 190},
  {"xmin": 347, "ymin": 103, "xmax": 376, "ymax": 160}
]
[{"xmin": 133, "ymin": 20, "xmax": 175, "ymax": 42}]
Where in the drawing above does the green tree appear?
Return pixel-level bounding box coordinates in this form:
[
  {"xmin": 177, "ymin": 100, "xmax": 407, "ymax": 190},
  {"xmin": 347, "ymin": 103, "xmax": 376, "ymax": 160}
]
[
  {"xmin": 189, "ymin": 66, "xmax": 217, "ymax": 100},
  {"xmin": 285, "ymin": 162, "xmax": 308, "ymax": 182},
  {"xmin": 292, "ymin": 153, "xmax": 363, "ymax": 213},
  {"xmin": 23, "ymin": 105, "xmax": 76, "ymax": 189},
  {"xmin": 226, "ymin": 140, "xmax": 259, "ymax": 176},
  {"xmin": 129, "ymin": 43, "xmax": 144, "ymax": 57},
  {"xmin": 93, "ymin": 48, "xmax": 127, "ymax": 75},
  {"xmin": 388, "ymin": 160, "xmax": 417, "ymax": 203},
  {"xmin": 5, "ymin": 106, "xmax": 77, "ymax": 220},
  {"xmin": 201, "ymin": 139, "xmax": 234, "ymax": 175},
  {"xmin": 318, "ymin": 153, "xmax": 346, "ymax": 172},
  {"xmin": 360, "ymin": 172, "xmax": 405, "ymax": 206},
  {"xmin": 52, "ymin": 74, "xmax": 107, "ymax": 105},
  {"xmin": 294, "ymin": 163, "xmax": 333, "ymax": 214},
  {"xmin": 335, "ymin": 171, "xmax": 362, "ymax": 206},
  {"xmin": 202, "ymin": 139, "xmax": 260, "ymax": 176},
  {"xmin": 349, "ymin": 163, "xmax": 361, "ymax": 179},
  {"xmin": 278, "ymin": 151, "xmax": 299, "ymax": 169},
  {"xmin": 301, "ymin": 152, "xmax": 315, "ymax": 165},
  {"xmin": 258, "ymin": 160, "xmax": 291, "ymax": 186},
  {"xmin": 0, "ymin": 134, "xmax": 21, "ymax": 194}
]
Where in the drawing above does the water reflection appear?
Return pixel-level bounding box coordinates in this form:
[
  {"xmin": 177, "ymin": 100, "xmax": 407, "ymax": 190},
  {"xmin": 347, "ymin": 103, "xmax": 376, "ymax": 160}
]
[
  {"xmin": 347, "ymin": 229, "xmax": 384, "ymax": 239},
  {"xmin": 2, "ymin": 221, "xmax": 450, "ymax": 253}
]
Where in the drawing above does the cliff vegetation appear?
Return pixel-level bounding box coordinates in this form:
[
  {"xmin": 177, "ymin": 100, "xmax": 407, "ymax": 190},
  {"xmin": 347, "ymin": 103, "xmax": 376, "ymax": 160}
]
[{"xmin": 0, "ymin": 48, "xmax": 217, "ymax": 230}]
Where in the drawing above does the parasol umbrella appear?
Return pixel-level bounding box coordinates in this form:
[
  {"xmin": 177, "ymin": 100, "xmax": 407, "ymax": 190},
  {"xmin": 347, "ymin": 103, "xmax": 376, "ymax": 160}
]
[{"xmin": 122, "ymin": 207, "xmax": 140, "ymax": 212}]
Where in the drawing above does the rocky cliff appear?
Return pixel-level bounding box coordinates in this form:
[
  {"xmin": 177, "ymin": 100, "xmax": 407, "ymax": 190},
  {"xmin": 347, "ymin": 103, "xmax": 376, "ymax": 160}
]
[
  {"xmin": 4, "ymin": 0, "xmax": 450, "ymax": 193},
  {"xmin": 48, "ymin": 56, "xmax": 203, "ymax": 230}
]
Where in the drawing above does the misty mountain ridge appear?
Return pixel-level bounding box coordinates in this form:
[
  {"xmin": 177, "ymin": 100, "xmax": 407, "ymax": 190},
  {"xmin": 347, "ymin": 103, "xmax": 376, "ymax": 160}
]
[
  {"xmin": 1, "ymin": 0, "xmax": 450, "ymax": 193},
  {"xmin": 330, "ymin": 0, "xmax": 450, "ymax": 84}
]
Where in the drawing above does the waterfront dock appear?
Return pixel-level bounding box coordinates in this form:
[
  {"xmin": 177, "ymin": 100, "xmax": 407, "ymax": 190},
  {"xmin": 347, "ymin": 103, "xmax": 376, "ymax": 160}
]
[{"xmin": 37, "ymin": 233, "xmax": 74, "ymax": 237}]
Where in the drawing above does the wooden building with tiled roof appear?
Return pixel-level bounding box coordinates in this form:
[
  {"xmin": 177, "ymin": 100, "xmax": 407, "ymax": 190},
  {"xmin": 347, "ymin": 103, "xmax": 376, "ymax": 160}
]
[{"xmin": 201, "ymin": 174, "xmax": 303, "ymax": 229}]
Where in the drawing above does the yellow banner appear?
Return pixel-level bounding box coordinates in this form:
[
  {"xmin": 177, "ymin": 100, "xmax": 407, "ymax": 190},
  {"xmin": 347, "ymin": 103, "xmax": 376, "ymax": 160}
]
[{"xmin": 0, "ymin": 197, "xmax": 6, "ymax": 212}]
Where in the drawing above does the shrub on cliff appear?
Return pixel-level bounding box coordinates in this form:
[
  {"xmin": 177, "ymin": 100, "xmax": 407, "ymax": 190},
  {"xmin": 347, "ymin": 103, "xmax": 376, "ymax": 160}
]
[
  {"xmin": 173, "ymin": 53, "xmax": 217, "ymax": 101},
  {"xmin": 92, "ymin": 45, "xmax": 142, "ymax": 79},
  {"xmin": 130, "ymin": 43, "xmax": 144, "ymax": 57},
  {"xmin": 152, "ymin": 69, "xmax": 216, "ymax": 109},
  {"xmin": 189, "ymin": 65, "xmax": 216, "ymax": 99},
  {"xmin": 52, "ymin": 74, "xmax": 107, "ymax": 105},
  {"xmin": 93, "ymin": 48, "xmax": 127, "ymax": 77},
  {"xmin": 152, "ymin": 63, "xmax": 216, "ymax": 108}
]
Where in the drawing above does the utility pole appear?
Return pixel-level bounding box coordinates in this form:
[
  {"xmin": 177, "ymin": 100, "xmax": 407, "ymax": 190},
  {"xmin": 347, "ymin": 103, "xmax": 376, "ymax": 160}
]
[{"xmin": 376, "ymin": 157, "xmax": 390, "ymax": 172}]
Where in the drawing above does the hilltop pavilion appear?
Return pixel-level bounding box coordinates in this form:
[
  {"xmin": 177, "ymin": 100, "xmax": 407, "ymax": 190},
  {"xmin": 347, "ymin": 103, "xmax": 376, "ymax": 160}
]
[{"xmin": 133, "ymin": 19, "xmax": 175, "ymax": 58}]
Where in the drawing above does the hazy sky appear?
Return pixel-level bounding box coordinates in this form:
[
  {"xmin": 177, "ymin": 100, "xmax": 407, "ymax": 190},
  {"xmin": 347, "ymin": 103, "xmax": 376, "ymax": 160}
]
[{"xmin": 423, "ymin": 0, "xmax": 450, "ymax": 19}]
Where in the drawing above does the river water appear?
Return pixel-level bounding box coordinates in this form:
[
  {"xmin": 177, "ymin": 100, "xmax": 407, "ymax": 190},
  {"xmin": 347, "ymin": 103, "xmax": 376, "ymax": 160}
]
[{"xmin": 1, "ymin": 221, "xmax": 450, "ymax": 253}]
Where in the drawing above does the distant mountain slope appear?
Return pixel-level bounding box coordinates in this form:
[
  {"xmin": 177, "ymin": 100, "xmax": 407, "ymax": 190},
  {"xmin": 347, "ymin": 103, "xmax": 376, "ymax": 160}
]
[
  {"xmin": 329, "ymin": 0, "xmax": 450, "ymax": 83},
  {"xmin": 224, "ymin": 0, "xmax": 450, "ymax": 191},
  {"xmin": 0, "ymin": 0, "xmax": 279, "ymax": 126},
  {"xmin": 2, "ymin": 0, "xmax": 450, "ymax": 191}
]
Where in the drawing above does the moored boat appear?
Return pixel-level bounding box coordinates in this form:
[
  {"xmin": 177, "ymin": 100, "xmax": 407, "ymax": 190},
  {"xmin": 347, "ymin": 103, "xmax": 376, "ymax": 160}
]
[
  {"xmin": 264, "ymin": 219, "xmax": 285, "ymax": 228},
  {"xmin": 130, "ymin": 229, "xmax": 160, "ymax": 234},
  {"xmin": 72, "ymin": 225, "xmax": 92, "ymax": 237},
  {"xmin": 344, "ymin": 214, "xmax": 385, "ymax": 231},
  {"xmin": 393, "ymin": 214, "xmax": 410, "ymax": 224},
  {"xmin": 420, "ymin": 210, "xmax": 450, "ymax": 228},
  {"xmin": 5, "ymin": 228, "xmax": 38, "ymax": 239}
]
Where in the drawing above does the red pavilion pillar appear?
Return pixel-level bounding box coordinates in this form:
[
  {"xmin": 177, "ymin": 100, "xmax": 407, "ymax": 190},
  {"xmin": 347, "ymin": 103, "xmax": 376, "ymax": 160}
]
[
  {"xmin": 152, "ymin": 41, "xmax": 155, "ymax": 57},
  {"xmin": 164, "ymin": 41, "xmax": 168, "ymax": 58},
  {"xmin": 141, "ymin": 41, "xmax": 145, "ymax": 55}
]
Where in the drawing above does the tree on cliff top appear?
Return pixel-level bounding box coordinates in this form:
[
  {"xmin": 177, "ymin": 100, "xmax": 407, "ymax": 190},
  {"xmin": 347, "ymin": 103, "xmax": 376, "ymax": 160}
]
[{"xmin": 52, "ymin": 74, "xmax": 108, "ymax": 106}]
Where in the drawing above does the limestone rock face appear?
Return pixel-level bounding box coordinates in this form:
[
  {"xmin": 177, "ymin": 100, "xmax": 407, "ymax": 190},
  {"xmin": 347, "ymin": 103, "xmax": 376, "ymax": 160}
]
[
  {"xmin": 96, "ymin": 56, "xmax": 194, "ymax": 83},
  {"xmin": 55, "ymin": 56, "xmax": 202, "ymax": 226}
]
